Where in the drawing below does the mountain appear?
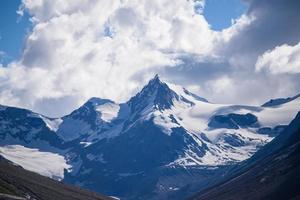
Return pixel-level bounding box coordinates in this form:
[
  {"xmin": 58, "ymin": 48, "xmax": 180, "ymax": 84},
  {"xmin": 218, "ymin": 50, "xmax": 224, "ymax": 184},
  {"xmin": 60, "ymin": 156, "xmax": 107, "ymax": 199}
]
[
  {"xmin": 262, "ymin": 93, "xmax": 300, "ymax": 107},
  {"xmin": 189, "ymin": 112, "xmax": 300, "ymax": 200},
  {"xmin": 0, "ymin": 105, "xmax": 63, "ymax": 149},
  {"xmin": 0, "ymin": 75, "xmax": 299, "ymax": 199},
  {"xmin": 0, "ymin": 155, "xmax": 112, "ymax": 200}
]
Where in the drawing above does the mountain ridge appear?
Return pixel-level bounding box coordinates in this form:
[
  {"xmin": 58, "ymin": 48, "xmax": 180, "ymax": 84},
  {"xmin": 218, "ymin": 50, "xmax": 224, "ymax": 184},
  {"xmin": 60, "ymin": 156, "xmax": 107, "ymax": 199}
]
[
  {"xmin": 0, "ymin": 75, "xmax": 299, "ymax": 200},
  {"xmin": 262, "ymin": 93, "xmax": 300, "ymax": 107}
]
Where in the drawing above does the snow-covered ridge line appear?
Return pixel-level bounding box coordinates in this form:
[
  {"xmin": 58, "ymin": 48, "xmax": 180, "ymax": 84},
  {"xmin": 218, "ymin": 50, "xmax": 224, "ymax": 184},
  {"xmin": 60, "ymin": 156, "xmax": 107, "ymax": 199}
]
[
  {"xmin": 0, "ymin": 75, "xmax": 299, "ymax": 168},
  {"xmin": 0, "ymin": 104, "xmax": 63, "ymax": 133}
]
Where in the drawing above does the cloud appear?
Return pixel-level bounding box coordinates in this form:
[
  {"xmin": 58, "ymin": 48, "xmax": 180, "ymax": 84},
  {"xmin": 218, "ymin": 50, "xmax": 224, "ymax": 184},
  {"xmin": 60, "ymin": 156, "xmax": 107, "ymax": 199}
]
[
  {"xmin": 176, "ymin": 0, "xmax": 300, "ymax": 104},
  {"xmin": 219, "ymin": 0, "xmax": 300, "ymax": 68},
  {"xmin": 0, "ymin": 0, "xmax": 299, "ymax": 117},
  {"xmin": 256, "ymin": 42, "xmax": 300, "ymax": 74},
  {"xmin": 0, "ymin": 0, "xmax": 215, "ymax": 117}
]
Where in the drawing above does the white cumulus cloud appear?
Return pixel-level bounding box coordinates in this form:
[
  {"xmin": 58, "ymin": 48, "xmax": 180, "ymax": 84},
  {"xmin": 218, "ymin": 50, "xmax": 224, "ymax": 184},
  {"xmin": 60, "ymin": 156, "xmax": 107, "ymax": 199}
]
[
  {"xmin": 256, "ymin": 42, "xmax": 300, "ymax": 74},
  {"xmin": 0, "ymin": 0, "xmax": 299, "ymax": 117},
  {"xmin": 0, "ymin": 0, "xmax": 216, "ymax": 117}
]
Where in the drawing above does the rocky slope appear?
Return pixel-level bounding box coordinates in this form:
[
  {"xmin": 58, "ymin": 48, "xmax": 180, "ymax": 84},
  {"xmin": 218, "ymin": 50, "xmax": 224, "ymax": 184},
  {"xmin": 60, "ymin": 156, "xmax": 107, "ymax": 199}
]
[{"xmin": 0, "ymin": 156, "xmax": 112, "ymax": 200}]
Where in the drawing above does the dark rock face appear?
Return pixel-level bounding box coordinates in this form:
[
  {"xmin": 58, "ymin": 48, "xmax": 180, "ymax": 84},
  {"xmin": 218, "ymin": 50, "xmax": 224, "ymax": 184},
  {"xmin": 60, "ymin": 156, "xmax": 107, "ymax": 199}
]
[
  {"xmin": 0, "ymin": 106, "xmax": 63, "ymax": 149},
  {"xmin": 128, "ymin": 75, "xmax": 179, "ymax": 113},
  {"xmin": 222, "ymin": 134, "xmax": 245, "ymax": 147},
  {"xmin": 257, "ymin": 125, "xmax": 287, "ymax": 136},
  {"xmin": 228, "ymin": 113, "xmax": 258, "ymax": 126},
  {"xmin": 208, "ymin": 113, "xmax": 258, "ymax": 129},
  {"xmin": 208, "ymin": 115, "xmax": 239, "ymax": 129}
]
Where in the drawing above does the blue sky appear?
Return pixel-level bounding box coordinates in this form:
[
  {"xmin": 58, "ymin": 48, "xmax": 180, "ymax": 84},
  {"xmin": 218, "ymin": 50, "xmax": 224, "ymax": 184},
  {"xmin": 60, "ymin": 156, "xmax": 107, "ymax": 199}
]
[
  {"xmin": 0, "ymin": 0, "xmax": 246, "ymax": 65},
  {"xmin": 204, "ymin": 0, "xmax": 247, "ymax": 30},
  {"xmin": 0, "ymin": 0, "xmax": 31, "ymax": 65}
]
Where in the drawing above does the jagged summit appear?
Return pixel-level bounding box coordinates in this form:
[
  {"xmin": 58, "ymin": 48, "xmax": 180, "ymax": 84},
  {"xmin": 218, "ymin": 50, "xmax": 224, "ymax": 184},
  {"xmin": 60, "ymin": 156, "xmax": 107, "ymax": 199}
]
[
  {"xmin": 128, "ymin": 75, "xmax": 181, "ymax": 112},
  {"xmin": 153, "ymin": 73, "xmax": 160, "ymax": 81},
  {"xmin": 144, "ymin": 74, "xmax": 167, "ymax": 89},
  {"xmin": 127, "ymin": 74, "xmax": 210, "ymax": 113},
  {"xmin": 81, "ymin": 75, "xmax": 207, "ymax": 115}
]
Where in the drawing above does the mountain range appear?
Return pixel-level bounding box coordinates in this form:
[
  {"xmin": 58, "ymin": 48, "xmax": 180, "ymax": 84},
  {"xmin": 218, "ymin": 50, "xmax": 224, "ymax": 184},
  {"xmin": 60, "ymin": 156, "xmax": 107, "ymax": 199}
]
[{"xmin": 0, "ymin": 75, "xmax": 299, "ymax": 200}]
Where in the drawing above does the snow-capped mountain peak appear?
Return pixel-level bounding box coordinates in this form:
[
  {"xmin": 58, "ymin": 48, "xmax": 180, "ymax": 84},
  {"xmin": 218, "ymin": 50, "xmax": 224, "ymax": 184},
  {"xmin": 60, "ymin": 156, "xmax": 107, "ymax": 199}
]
[
  {"xmin": 56, "ymin": 97, "xmax": 123, "ymax": 142},
  {"xmin": 128, "ymin": 75, "xmax": 208, "ymax": 116},
  {"xmin": 86, "ymin": 98, "xmax": 121, "ymax": 122},
  {"xmin": 128, "ymin": 75, "xmax": 180, "ymax": 112},
  {"xmin": 1, "ymin": 75, "xmax": 299, "ymax": 200}
]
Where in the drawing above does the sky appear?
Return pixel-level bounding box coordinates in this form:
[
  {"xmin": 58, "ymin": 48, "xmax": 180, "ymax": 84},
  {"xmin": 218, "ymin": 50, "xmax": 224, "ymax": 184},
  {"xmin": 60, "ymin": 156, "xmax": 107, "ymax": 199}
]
[
  {"xmin": 0, "ymin": 0, "xmax": 299, "ymax": 117},
  {"xmin": 0, "ymin": 0, "xmax": 31, "ymax": 65}
]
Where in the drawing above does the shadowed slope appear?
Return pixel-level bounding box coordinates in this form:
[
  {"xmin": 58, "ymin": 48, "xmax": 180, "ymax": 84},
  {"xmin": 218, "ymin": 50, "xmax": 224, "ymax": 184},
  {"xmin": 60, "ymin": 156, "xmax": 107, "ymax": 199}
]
[{"xmin": 0, "ymin": 156, "xmax": 112, "ymax": 200}]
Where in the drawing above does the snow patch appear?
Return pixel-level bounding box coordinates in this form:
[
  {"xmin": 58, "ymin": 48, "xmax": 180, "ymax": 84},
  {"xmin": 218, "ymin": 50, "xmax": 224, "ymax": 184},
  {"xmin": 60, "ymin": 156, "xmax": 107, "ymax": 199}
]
[
  {"xmin": 0, "ymin": 145, "xmax": 70, "ymax": 180},
  {"xmin": 40, "ymin": 116, "xmax": 62, "ymax": 132},
  {"xmin": 109, "ymin": 196, "xmax": 121, "ymax": 200},
  {"xmin": 80, "ymin": 141, "xmax": 92, "ymax": 147},
  {"xmin": 96, "ymin": 102, "xmax": 120, "ymax": 122},
  {"xmin": 153, "ymin": 111, "xmax": 180, "ymax": 135}
]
